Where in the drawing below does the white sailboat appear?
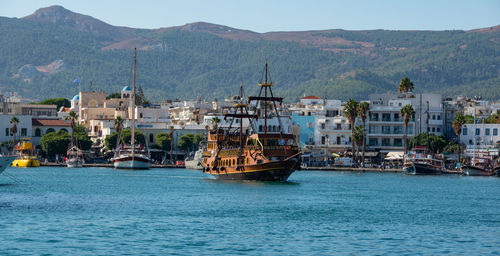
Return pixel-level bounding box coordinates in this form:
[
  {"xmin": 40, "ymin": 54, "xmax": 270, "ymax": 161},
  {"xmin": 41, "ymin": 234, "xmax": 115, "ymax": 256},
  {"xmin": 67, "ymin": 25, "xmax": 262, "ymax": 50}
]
[
  {"xmin": 66, "ymin": 146, "xmax": 83, "ymax": 168},
  {"xmin": 112, "ymin": 48, "xmax": 151, "ymax": 169}
]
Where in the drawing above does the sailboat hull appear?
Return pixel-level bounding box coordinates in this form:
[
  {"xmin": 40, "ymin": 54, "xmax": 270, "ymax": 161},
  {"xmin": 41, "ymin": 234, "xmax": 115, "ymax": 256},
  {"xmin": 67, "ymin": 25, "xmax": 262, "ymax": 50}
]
[
  {"xmin": 66, "ymin": 157, "xmax": 83, "ymax": 168},
  {"xmin": 113, "ymin": 155, "xmax": 150, "ymax": 169},
  {"xmin": 0, "ymin": 156, "xmax": 16, "ymax": 174},
  {"xmin": 404, "ymin": 163, "xmax": 442, "ymax": 175},
  {"xmin": 463, "ymin": 165, "xmax": 492, "ymax": 176}
]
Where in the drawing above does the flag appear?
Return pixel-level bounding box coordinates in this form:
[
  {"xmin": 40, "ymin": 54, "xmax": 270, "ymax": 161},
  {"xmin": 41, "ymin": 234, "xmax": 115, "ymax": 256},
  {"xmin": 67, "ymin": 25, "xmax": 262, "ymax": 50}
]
[{"xmin": 73, "ymin": 78, "xmax": 81, "ymax": 84}]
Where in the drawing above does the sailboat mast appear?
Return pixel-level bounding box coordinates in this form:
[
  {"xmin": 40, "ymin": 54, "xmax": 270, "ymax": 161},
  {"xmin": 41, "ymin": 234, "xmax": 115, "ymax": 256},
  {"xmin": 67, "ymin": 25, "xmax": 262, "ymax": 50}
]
[{"xmin": 131, "ymin": 48, "xmax": 136, "ymax": 155}]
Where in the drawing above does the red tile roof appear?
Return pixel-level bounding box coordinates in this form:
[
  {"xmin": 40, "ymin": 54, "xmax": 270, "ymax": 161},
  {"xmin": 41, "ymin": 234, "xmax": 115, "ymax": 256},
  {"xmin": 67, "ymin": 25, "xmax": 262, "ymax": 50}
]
[
  {"xmin": 301, "ymin": 95, "xmax": 322, "ymax": 100},
  {"xmin": 32, "ymin": 119, "xmax": 71, "ymax": 127}
]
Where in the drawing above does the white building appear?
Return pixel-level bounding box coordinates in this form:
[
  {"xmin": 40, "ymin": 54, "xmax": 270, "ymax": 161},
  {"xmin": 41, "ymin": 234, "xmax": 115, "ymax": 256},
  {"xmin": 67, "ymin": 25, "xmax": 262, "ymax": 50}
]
[
  {"xmin": 460, "ymin": 123, "xmax": 500, "ymax": 157},
  {"xmin": 367, "ymin": 93, "xmax": 444, "ymax": 153}
]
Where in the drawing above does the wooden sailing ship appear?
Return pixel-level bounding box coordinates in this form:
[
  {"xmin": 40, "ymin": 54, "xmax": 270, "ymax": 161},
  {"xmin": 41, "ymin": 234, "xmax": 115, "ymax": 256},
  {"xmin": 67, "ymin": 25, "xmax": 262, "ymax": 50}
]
[{"xmin": 202, "ymin": 61, "xmax": 301, "ymax": 181}]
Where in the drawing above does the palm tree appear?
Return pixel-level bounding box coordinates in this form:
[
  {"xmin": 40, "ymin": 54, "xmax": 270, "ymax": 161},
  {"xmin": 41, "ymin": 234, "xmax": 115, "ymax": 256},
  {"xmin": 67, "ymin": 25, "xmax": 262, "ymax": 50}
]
[
  {"xmin": 169, "ymin": 126, "xmax": 174, "ymax": 164},
  {"xmin": 211, "ymin": 117, "xmax": 221, "ymax": 129},
  {"xmin": 343, "ymin": 99, "xmax": 359, "ymax": 163},
  {"xmin": 399, "ymin": 77, "xmax": 414, "ymax": 98},
  {"xmin": 352, "ymin": 125, "xmax": 365, "ymax": 165},
  {"xmin": 452, "ymin": 113, "xmax": 466, "ymax": 164},
  {"xmin": 401, "ymin": 104, "xmax": 415, "ymax": 154},
  {"xmin": 113, "ymin": 116, "xmax": 124, "ymax": 149},
  {"xmin": 66, "ymin": 111, "xmax": 78, "ymax": 142},
  {"xmin": 10, "ymin": 116, "xmax": 19, "ymax": 143},
  {"xmin": 357, "ymin": 102, "xmax": 370, "ymax": 167}
]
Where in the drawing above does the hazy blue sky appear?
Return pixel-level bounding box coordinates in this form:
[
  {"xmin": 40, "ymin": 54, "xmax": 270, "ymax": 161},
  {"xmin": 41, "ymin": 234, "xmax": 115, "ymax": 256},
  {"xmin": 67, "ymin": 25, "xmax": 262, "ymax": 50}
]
[{"xmin": 1, "ymin": 0, "xmax": 499, "ymax": 32}]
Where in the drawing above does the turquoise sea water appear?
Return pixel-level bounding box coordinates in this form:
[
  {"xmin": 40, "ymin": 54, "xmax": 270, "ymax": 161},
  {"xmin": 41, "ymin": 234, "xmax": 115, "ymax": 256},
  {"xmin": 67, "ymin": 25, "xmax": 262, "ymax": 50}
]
[{"xmin": 0, "ymin": 167, "xmax": 498, "ymax": 255}]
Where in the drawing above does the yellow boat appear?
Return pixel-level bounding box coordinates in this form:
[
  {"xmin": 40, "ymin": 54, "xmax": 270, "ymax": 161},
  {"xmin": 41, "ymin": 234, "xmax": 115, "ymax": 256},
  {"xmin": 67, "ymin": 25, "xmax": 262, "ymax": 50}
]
[{"xmin": 11, "ymin": 138, "xmax": 40, "ymax": 167}]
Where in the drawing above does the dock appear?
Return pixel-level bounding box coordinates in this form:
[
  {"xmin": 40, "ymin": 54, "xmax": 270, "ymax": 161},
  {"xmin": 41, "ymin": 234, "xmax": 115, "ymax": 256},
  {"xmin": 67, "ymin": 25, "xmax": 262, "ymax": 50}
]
[
  {"xmin": 40, "ymin": 162, "xmax": 186, "ymax": 168},
  {"xmin": 301, "ymin": 166, "xmax": 403, "ymax": 172}
]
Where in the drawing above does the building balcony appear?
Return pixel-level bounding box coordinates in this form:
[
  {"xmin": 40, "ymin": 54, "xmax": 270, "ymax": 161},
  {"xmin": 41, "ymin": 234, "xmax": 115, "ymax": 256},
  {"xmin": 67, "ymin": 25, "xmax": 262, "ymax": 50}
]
[
  {"xmin": 368, "ymin": 132, "xmax": 412, "ymax": 137},
  {"xmin": 369, "ymin": 118, "xmax": 414, "ymax": 123}
]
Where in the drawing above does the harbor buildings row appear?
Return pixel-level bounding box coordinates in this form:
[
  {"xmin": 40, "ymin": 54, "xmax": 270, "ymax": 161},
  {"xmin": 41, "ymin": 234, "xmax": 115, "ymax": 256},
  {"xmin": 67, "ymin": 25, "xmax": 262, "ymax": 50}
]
[{"xmin": 0, "ymin": 88, "xmax": 498, "ymax": 162}]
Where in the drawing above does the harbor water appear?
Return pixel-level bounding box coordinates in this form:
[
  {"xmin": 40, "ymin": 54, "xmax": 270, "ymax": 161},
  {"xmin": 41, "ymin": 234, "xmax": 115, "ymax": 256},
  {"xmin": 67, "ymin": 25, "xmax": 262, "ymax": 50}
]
[{"xmin": 0, "ymin": 167, "xmax": 498, "ymax": 255}]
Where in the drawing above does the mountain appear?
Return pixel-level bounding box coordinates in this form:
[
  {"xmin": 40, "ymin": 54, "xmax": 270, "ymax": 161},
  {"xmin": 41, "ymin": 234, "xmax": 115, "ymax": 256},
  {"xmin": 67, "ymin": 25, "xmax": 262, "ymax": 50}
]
[{"xmin": 0, "ymin": 5, "xmax": 498, "ymax": 102}]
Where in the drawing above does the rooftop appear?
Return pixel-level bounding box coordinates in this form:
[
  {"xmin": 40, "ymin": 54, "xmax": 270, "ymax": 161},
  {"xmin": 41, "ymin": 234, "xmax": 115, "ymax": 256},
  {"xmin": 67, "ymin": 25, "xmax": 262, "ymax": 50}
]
[{"xmin": 32, "ymin": 118, "xmax": 71, "ymax": 127}]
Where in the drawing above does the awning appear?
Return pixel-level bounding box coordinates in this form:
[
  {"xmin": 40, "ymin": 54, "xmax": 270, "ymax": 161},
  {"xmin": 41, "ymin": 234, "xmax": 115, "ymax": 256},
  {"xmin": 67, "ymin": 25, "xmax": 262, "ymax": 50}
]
[
  {"xmin": 354, "ymin": 152, "xmax": 379, "ymax": 157},
  {"xmin": 384, "ymin": 151, "xmax": 404, "ymax": 160}
]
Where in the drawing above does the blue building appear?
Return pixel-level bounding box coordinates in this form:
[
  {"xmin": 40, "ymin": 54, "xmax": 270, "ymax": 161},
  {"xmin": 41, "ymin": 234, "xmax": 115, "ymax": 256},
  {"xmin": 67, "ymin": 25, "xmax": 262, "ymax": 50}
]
[{"xmin": 291, "ymin": 113, "xmax": 315, "ymax": 147}]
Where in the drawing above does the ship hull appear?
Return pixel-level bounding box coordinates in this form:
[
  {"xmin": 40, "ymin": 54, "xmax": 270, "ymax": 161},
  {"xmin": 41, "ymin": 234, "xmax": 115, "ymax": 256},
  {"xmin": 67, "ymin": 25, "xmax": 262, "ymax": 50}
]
[
  {"xmin": 205, "ymin": 158, "xmax": 299, "ymax": 182},
  {"xmin": 405, "ymin": 163, "xmax": 442, "ymax": 175},
  {"xmin": 113, "ymin": 155, "xmax": 150, "ymax": 169},
  {"xmin": 11, "ymin": 158, "xmax": 40, "ymax": 168},
  {"xmin": 463, "ymin": 165, "xmax": 492, "ymax": 176},
  {"xmin": 493, "ymin": 167, "xmax": 500, "ymax": 177}
]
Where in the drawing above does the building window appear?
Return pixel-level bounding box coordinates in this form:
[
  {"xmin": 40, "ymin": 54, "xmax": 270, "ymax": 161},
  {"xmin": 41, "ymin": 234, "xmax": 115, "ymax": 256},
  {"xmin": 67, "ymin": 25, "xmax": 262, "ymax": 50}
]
[
  {"xmin": 394, "ymin": 138, "xmax": 402, "ymax": 147},
  {"xmin": 463, "ymin": 127, "xmax": 467, "ymax": 135},
  {"xmin": 369, "ymin": 138, "xmax": 378, "ymax": 146},
  {"xmin": 46, "ymin": 128, "xmax": 56, "ymax": 134},
  {"xmin": 437, "ymin": 127, "xmax": 440, "ymax": 132},
  {"xmin": 321, "ymin": 123, "xmax": 325, "ymax": 129},
  {"xmin": 437, "ymin": 115, "xmax": 441, "ymax": 120},
  {"xmin": 382, "ymin": 126, "xmax": 391, "ymax": 134},
  {"xmin": 485, "ymin": 128, "xmax": 490, "ymax": 136},
  {"xmin": 394, "ymin": 126, "xmax": 403, "ymax": 134},
  {"xmin": 494, "ymin": 128, "xmax": 498, "ymax": 136},
  {"xmin": 394, "ymin": 113, "xmax": 399, "ymax": 121},
  {"xmin": 382, "ymin": 138, "xmax": 390, "ymax": 146},
  {"xmin": 432, "ymin": 127, "xmax": 435, "ymax": 132},
  {"xmin": 5, "ymin": 128, "xmax": 9, "ymax": 136},
  {"xmin": 432, "ymin": 115, "xmax": 436, "ymax": 120},
  {"xmin": 336, "ymin": 123, "xmax": 341, "ymax": 130},
  {"xmin": 382, "ymin": 113, "xmax": 391, "ymax": 121},
  {"xmin": 21, "ymin": 128, "xmax": 27, "ymax": 137},
  {"xmin": 149, "ymin": 134, "xmax": 154, "ymax": 143},
  {"xmin": 475, "ymin": 128, "xmax": 480, "ymax": 136},
  {"xmin": 35, "ymin": 128, "xmax": 41, "ymax": 137},
  {"xmin": 321, "ymin": 136, "xmax": 326, "ymax": 145}
]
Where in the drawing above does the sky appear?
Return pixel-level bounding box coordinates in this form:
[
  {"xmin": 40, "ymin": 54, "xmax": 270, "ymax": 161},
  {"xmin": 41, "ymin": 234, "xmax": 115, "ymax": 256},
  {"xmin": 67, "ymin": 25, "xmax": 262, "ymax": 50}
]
[{"xmin": 0, "ymin": 0, "xmax": 499, "ymax": 33}]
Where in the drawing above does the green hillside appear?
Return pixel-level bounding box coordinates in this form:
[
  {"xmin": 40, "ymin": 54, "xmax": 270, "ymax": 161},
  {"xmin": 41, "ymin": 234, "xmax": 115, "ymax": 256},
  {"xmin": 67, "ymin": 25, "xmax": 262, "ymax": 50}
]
[{"xmin": 0, "ymin": 10, "xmax": 499, "ymax": 102}]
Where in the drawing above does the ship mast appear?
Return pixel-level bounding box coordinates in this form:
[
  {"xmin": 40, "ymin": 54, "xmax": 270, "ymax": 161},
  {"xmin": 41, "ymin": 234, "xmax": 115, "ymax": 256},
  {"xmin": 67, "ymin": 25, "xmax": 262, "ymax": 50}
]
[
  {"xmin": 130, "ymin": 48, "xmax": 136, "ymax": 156},
  {"xmin": 252, "ymin": 59, "xmax": 284, "ymax": 134}
]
